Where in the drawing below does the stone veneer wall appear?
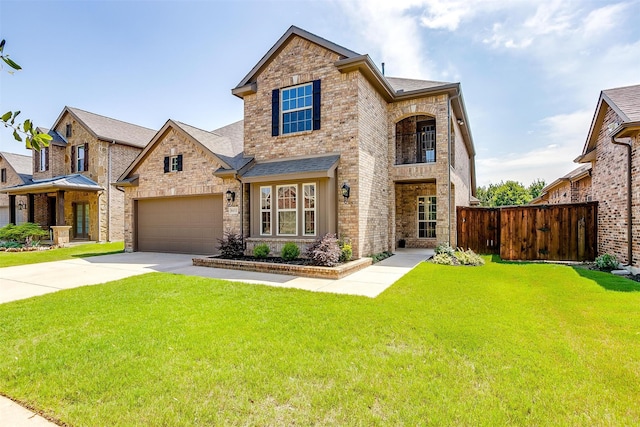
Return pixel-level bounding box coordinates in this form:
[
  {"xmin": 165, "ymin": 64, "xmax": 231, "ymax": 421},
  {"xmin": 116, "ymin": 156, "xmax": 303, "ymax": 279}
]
[
  {"xmin": 0, "ymin": 156, "xmax": 28, "ymax": 224},
  {"xmin": 241, "ymin": 36, "xmax": 364, "ymax": 256},
  {"xmin": 123, "ymin": 127, "xmax": 235, "ymax": 252},
  {"xmin": 547, "ymin": 181, "xmax": 573, "ymax": 204},
  {"xmin": 591, "ymin": 105, "xmax": 632, "ymax": 264}
]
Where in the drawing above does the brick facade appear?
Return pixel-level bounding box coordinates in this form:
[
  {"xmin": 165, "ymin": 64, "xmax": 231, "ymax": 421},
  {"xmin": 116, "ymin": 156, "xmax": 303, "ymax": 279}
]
[{"xmin": 122, "ymin": 126, "xmax": 234, "ymax": 252}]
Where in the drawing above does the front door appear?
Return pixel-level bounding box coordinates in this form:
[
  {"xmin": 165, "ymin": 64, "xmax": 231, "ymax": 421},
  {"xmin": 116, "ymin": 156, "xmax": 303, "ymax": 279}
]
[{"xmin": 74, "ymin": 202, "xmax": 89, "ymax": 239}]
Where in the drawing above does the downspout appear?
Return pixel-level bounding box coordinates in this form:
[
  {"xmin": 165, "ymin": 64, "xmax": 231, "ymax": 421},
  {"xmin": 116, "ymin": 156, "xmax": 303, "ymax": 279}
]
[
  {"xmin": 611, "ymin": 135, "xmax": 633, "ymax": 265},
  {"xmin": 447, "ymin": 89, "xmax": 461, "ymax": 246}
]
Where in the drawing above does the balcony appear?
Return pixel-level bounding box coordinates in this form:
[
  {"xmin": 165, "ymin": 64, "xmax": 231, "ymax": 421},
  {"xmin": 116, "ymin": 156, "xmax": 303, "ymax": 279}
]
[{"xmin": 395, "ymin": 131, "xmax": 436, "ymax": 165}]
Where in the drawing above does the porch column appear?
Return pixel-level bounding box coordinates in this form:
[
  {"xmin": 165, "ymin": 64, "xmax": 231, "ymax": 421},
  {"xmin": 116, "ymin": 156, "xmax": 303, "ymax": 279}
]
[
  {"xmin": 28, "ymin": 194, "xmax": 35, "ymax": 223},
  {"xmin": 9, "ymin": 195, "xmax": 16, "ymax": 225},
  {"xmin": 56, "ymin": 190, "xmax": 65, "ymax": 226}
]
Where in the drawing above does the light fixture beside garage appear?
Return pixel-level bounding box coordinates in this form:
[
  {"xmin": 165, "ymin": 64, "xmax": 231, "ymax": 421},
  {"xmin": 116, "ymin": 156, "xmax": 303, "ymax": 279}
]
[
  {"xmin": 341, "ymin": 182, "xmax": 350, "ymax": 204},
  {"xmin": 225, "ymin": 190, "xmax": 236, "ymax": 205}
]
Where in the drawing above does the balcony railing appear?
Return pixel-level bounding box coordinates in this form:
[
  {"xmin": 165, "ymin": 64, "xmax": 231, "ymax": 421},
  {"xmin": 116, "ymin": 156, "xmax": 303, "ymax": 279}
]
[{"xmin": 395, "ymin": 131, "xmax": 436, "ymax": 165}]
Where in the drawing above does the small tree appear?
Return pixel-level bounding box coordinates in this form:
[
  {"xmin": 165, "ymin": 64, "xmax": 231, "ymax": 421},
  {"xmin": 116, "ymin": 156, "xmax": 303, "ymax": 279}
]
[{"xmin": 0, "ymin": 39, "xmax": 52, "ymax": 150}]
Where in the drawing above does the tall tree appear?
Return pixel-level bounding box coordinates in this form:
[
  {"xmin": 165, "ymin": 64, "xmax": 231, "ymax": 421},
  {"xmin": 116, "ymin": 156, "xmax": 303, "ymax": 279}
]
[{"xmin": 528, "ymin": 179, "xmax": 546, "ymax": 199}]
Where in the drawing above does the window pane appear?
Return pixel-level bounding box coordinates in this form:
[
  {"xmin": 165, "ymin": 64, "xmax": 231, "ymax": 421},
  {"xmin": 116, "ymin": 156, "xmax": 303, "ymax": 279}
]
[
  {"xmin": 304, "ymin": 211, "xmax": 315, "ymax": 235},
  {"xmin": 278, "ymin": 211, "xmax": 296, "ymax": 235},
  {"xmin": 261, "ymin": 212, "xmax": 271, "ymax": 234}
]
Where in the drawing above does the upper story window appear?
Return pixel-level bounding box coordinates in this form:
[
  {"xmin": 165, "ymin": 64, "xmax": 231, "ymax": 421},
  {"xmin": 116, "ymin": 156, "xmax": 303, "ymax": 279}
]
[
  {"xmin": 71, "ymin": 143, "xmax": 88, "ymax": 173},
  {"xmin": 77, "ymin": 145, "xmax": 86, "ymax": 172},
  {"xmin": 65, "ymin": 124, "xmax": 72, "ymax": 138},
  {"xmin": 271, "ymin": 80, "xmax": 321, "ymax": 137},
  {"xmin": 163, "ymin": 154, "xmax": 183, "ymax": 173},
  {"xmin": 1, "ymin": 168, "xmax": 6, "ymax": 183},
  {"xmin": 282, "ymin": 83, "xmax": 313, "ymax": 134},
  {"xmin": 39, "ymin": 148, "xmax": 48, "ymax": 172}
]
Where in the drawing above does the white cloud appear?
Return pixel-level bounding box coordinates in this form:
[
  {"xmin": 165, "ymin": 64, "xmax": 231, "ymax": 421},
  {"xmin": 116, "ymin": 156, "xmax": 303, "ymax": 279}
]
[{"xmin": 476, "ymin": 109, "xmax": 592, "ymax": 186}]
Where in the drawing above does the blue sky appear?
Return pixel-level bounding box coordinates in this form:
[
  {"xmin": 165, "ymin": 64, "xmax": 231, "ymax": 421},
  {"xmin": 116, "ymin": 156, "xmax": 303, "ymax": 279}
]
[{"xmin": 1, "ymin": 0, "xmax": 638, "ymax": 187}]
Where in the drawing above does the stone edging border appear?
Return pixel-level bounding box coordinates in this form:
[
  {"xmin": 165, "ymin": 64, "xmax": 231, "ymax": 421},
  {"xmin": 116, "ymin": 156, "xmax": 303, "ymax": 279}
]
[{"xmin": 192, "ymin": 256, "xmax": 372, "ymax": 279}]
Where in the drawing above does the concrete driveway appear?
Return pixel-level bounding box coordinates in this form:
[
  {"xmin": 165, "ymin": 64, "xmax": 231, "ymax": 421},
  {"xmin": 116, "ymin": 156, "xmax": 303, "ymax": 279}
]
[{"xmin": 1, "ymin": 249, "xmax": 433, "ymax": 304}]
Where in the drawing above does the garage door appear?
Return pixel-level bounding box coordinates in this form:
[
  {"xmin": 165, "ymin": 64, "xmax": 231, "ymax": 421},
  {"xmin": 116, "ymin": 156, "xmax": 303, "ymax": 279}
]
[{"xmin": 136, "ymin": 195, "xmax": 223, "ymax": 254}]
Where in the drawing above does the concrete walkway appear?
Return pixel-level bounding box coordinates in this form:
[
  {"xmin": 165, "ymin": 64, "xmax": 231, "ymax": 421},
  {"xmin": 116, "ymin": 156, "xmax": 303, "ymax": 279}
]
[{"xmin": 0, "ymin": 248, "xmax": 432, "ymax": 425}]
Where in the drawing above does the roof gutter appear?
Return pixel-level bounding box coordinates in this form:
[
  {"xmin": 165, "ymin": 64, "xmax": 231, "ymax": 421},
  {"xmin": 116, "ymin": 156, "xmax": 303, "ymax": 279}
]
[{"xmin": 610, "ymin": 129, "xmax": 633, "ymax": 266}]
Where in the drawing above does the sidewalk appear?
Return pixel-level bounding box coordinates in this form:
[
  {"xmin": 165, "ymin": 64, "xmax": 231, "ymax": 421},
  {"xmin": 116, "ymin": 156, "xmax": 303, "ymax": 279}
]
[{"xmin": 0, "ymin": 248, "xmax": 432, "ymax": 425}]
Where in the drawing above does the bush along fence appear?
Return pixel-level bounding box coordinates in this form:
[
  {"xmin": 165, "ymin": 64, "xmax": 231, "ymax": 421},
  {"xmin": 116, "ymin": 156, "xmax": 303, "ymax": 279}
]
[{"xmin": 457, "ymin": 202, "xmax": 598, "ymax": 261}]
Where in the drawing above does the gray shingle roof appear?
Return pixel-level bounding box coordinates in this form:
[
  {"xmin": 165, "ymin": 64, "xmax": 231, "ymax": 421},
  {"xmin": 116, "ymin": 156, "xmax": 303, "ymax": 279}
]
[
  {"xmin": 174, "ymin": 121, "xmax": 243, "ymax": 159},
  {"xmin": 386, "ymin": 77, "xmax": 453, "ymax": 93},
  {"xmin": 603, "ymin": 84, "xmax": 640, "ymax": 122},
  {"xmin": 211, "ymin": 120, "xmax": 244, "ymax": 155},
  {"xmin": 0, "ymin": 151, "xmax": 32, "ymax": 178},
  {"xmin": 0, "ymin": 174, "xmax": 102, "ymax": 194},
  {"xmin": 242, "ymin": 155, "xmax": 340, "ymax": 178},
  {"xmin": 36, "ymin": 127, "xmax": 67, "ymax": 146},
  {"xmin": 66, "ymin": 107, "xmax": 156, "ymax": 148}
]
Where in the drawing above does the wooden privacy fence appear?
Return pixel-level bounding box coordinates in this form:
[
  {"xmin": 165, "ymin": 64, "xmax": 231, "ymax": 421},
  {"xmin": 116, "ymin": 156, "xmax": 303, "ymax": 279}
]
[{"xmin": 457, "ymin": 202, "xmax": 598, "ymax": 261}]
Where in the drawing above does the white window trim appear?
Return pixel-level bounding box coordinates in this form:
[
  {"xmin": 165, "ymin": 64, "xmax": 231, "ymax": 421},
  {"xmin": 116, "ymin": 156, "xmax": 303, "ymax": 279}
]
[
  {"xmin": 417, "ymin": 196, "xmax": 437, "ymax": 239},
  {"xmin": 260, "ymin": 186, "xmax": 272, "ymax": 236},
  {"xmin": 303, "ymin": 182, "xmax": 316, "ymax": 236},
  {"xmin": 169, "ymin": 155, "xmax": 179, "ymax": 172},
  {"xmin": 276, "ymin": 184, "xmax": 298, "ymax": 236},
  {"xmin": 77, "ymin": 145, "xmax": 85, "ymax": 172},
  {"xmin": 281, "ymin": 82, "xmax": 313, "ymax": 135},
  {"xmin": 39, "ymin": 148, "xmax": 46, "ymax": 172}
]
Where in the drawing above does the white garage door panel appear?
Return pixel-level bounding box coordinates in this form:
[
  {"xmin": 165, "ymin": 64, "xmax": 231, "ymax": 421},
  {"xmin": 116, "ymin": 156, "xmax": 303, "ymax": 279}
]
[{"xmin": 136, "ymin": 196, "xmax": 222, "ymax": 254}]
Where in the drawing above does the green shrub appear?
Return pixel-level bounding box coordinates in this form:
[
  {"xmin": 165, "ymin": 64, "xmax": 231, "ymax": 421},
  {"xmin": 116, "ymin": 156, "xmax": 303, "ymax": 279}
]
[
  {"xmin": 217, "ymin": 232, "xmax": 244, "ymax": 258},
  {"xmin": 0, "ymin": 222, "xmax": 48, "ymax": 245},
  {"xmin": 0, "ymin": 241, "xmax": 22, "ymax": 249},
  {"xmin": 370, "ymin": 251, "xmax": 393, "ymax": 263},
  {"xmin": 435, "ymin": 242, "xmax": 455, "ymax": 257},
  {"xmin": 305, "ymin": 233, "xmax": 341, "ymax": 267},
  {"xmin": 595, "ymin": 253, "xmax": 618, "ymax": 271},
  {"xmin": 281, "ymin": 242, "xmax": 300, "ymax": 261},
  {"xmin": 455, "ymin": 248, "xmax": 485, "ymax": 266},
  {"xmin": 253, "ymin": 243, "xmax": 270, "ymax": 259},
  {"xmin": 432, "ymin": 253, "xmax": 456, "ymax": 265},
  {"xmin": 339, "ymin": 243, "xmax": 353, "ymax": 263}
]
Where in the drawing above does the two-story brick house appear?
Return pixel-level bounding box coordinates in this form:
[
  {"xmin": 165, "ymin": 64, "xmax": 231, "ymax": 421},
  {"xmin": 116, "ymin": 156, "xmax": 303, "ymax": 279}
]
[
  {"xmin": 530, "ymin": 163, "xmax": 592, "ymax": 205},
  {"xmin": 2, "ymin": 107, "xmax": 156, "ymax": 241},
  {"xmin": 0, "ymin": 151, "xmax": 32, "ymax": 226},
  {"xmin": 574, "ymin": 84, "xmax": 640, "ymax": 271},
  {"xmin": 119, "ymin": 26, "xmax": 476, "ymax": 257}
]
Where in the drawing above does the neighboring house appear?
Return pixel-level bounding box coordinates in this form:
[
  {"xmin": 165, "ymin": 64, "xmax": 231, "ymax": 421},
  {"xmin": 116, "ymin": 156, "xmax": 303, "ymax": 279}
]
[
  {"xmin": 1, "ymin": 107, "xmax": 156, "ymax": 241},
  {"xmin": 0, "ymin": 152, "xmax": 32, "ymax": 226},
  {"xmin": 574, "ymin": 84, "xmax": 640, "ymax": 270},
  {"xmin": 118, "ymin": 26, "xmax": 476, "ymax": 257},
  {"xmin": 530, "ymin": 163, "xmax": 592, "ymax": 205}
]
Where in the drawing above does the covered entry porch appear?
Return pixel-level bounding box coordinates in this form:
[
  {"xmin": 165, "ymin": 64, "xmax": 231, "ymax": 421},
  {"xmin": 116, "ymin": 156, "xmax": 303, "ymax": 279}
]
[{"xmin": 1, "ymin": 174, "xmax": 103, "ymax": 243}]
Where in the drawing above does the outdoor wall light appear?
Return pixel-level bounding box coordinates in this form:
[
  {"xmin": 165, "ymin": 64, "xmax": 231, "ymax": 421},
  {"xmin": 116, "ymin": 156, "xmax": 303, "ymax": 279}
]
[
  {"xmin": 341, "ymin": 183, "xmax": 350, "ymax": 204},
  {"xmin": 225, "ymin": 190, "xmax": 236, "ymax": 205},
  {"xmin": 457, "ymin": 119, "xmax": 464, "ymax": 126},
  {"xmin": 17, "ymin": 200, "xmax": 27, "ymax": 210}
]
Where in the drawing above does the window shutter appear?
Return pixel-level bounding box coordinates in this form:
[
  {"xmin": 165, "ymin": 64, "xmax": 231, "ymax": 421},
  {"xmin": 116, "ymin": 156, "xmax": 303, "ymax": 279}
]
[
  {"xmin": 45, "ymin": 147, "xmax": 49, "ymax": 171},
  {"xmin": 271, "ymin": 88, "xmax": 280, "ymax": 137},
  {"xmin": 312, "ymin": 79, "xmax": 321, "ymax": 131},
  {"xmin": 177, "ymin": 154, "xmax": 183, "ymax": 171},
  {"xmin": 71, "ymin": 146, "xmax": 76, "ymax": 173},
  {"xmin": 84, "ymin": 143, "xmax": 89, "ymax": 171},
  {"xmin": 163, "ymin": 156, "xmax": 170, "ymax": 173}
]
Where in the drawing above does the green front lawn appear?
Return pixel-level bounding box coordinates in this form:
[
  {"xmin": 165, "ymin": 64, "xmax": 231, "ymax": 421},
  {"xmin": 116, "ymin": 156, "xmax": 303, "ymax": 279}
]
[
  {"xmin": 0, "ymin": 242, "xmax": 124, "ymax": 268},
  {"xmin": 0, "ymin": 259, "xmax": 639, "ymax": 425}
]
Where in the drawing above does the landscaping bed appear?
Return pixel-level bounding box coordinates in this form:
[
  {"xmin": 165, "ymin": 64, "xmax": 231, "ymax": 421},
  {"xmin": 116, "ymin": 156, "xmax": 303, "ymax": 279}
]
[{"xmin": 193, "ymin": 255, "xmax": 372, "ymax": 279}]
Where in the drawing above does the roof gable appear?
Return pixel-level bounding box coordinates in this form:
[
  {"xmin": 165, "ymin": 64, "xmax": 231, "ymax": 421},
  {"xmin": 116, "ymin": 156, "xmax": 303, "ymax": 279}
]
[
  {"xmin": 580, "ymin": 84, "xmax": 640, "ymax": 159},
  {"xmin": 0, "ymin": 151, "xmax": 32, "ymax": 179},
  {"xmin": 51, "ymin": 106, "xmax": 156, "ymax": 148},
  {"xmin": 119, "ymin": 119, "xmax": 245, "ymax": 181},
  {"xmin": 233, "ymin": 25, "xmax": 360, "ymax": 92}
]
